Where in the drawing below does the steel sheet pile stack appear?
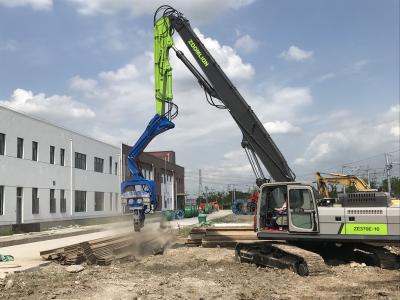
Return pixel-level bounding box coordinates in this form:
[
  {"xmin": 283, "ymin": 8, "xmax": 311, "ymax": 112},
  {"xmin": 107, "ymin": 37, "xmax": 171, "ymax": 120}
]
[
  {"xmin": 40, "ymin": 233, "xmax": 139, "ymax": 266},
  {"xmin": 185, "ymin": 226, "xmax": 257, "ymax": 248}
]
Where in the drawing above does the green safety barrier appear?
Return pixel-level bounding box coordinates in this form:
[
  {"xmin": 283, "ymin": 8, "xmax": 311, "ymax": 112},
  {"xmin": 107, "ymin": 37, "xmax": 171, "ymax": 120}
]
[{"xmin": 0, "ymin": 254, "xmax": 14, "ymax": 262}]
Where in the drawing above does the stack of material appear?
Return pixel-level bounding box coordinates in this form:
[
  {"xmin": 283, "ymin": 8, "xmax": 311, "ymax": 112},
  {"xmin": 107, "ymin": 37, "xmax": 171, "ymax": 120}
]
[
  {"xmin": 40, "ymin": 233, "xmax": 138, "ymax": 266},
  {"xmin": 185, "ymin": 226, "xmax": 257, "ymax": 248},
  {"xmin": 185, "ymin": 227, "xmax": 207, "ymax": 247}
]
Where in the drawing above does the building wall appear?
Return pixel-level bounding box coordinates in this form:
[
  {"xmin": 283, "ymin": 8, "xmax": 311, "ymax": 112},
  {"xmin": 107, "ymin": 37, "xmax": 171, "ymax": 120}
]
[
  {"xmin": 121, "ymin": 145, "xmax": 185, "ymax": 211},
  {"xmin": 0, "ymin": 106, "xmax": 121, "ymax": 227}
]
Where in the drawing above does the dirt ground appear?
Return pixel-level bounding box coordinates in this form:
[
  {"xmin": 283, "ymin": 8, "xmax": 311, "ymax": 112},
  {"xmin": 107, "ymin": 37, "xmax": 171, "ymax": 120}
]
[
  {"xmin": 0, "ymin": 243, "xmax": 399, "ymax": 299},
  {"xmin": 0, "ymin": 214, "xmax": 399, "ymax": 300}
]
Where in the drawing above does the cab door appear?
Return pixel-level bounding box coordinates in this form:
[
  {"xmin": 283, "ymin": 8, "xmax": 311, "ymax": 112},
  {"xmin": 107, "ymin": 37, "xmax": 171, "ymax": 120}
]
[{"xmin": 287, "ymin": 186, "xmax": 319, "ymax": 233}]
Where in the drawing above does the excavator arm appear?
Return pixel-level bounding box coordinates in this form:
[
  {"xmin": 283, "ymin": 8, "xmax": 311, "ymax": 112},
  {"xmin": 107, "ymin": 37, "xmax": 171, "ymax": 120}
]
[
  {"xmin": 124, "ymin": 5, "xmax": 296, "ymax": 231},
  {"xmin": 154, "ymin": 6, "xmax": 296, "ymax": 184},
  {"xmin": 316, "ymin": 172, "xmax": 376, "ymax": 198}
]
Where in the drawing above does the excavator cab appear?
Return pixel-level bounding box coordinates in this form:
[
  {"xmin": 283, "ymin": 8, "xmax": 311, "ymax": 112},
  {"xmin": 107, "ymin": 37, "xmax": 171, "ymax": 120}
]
[{"xmin": 257, "ymin": 183, "xmax": 319, "ymax": 236}]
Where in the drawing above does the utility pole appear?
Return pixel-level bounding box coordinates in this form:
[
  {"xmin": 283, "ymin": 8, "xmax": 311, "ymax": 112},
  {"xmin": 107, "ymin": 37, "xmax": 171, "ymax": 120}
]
[
  {"xmin": 341, "ymin": 165, "xmax": 347, "ymax": 194},
  {"xmin": 198, "ymin": 169, "xmax": 203, "ymax": 198},
  {"xmin": 230, "ymin": 184, "xmax": 236, "ymax": 203},
  {"xmin": 385, "ymin": 153, "xmax": 392, "ymax": 195},
  {"xmin": 359, "ymin": 165, "xmax": 371, "ymax": 187}
]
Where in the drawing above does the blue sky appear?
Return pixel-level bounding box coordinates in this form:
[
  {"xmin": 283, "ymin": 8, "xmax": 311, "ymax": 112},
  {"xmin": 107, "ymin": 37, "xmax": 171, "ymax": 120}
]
[{"xmin": 0, "ymin": 0, "xmax": 399, "ymax": 194}]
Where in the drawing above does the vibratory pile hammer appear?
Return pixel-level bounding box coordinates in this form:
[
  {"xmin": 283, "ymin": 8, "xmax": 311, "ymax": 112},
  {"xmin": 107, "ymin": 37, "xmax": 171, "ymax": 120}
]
[{"xmin": 120, "ymin": 13, "xmax": 177, "ymax": 232}]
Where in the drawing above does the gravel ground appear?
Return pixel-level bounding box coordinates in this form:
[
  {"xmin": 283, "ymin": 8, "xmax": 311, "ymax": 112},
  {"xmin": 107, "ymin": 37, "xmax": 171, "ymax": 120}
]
[
  {"xmin": 1, "ymin": 214, "xmax": 399, "ymax": 299},
  {"xmin": 1, "ymin": 239, "xmax": 399, "ymax": 300}
]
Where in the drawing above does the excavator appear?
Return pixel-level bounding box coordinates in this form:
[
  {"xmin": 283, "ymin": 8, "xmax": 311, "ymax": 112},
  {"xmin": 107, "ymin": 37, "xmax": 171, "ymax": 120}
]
[
  {"xmin": 316, "ymin": 172, "xmax": 399, "ymax": 207},
  {"xmin": 316, "ymin": 172, "xmax": 377, "ymax": 198},
  {"xmin": 122, "ymin": 5, "xmax": 400, "ymax": 273}
]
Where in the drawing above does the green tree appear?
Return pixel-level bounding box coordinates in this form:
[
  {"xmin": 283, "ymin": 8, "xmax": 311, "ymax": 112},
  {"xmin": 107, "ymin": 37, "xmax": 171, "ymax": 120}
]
[
  {"xmin": 369, "ymin": 179, "xmax": 378, "ymax": 189},
  {"xmin": 381, "ymin": 177, "xmax": 400, "ymax": 196},
  {"xmin": 328, "ymin": 184, "xmax": 338, "ymax": 197}
]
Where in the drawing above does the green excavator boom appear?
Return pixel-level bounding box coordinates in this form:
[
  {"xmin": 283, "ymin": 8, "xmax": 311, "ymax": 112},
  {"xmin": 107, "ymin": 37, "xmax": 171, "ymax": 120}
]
[{"xmin": 154, "ymin": 17, "xmax": 174, "ymax": 115}]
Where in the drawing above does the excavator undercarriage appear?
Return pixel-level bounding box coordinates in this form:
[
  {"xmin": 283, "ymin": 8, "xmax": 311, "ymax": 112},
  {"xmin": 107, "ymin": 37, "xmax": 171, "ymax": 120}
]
[
  {"xmin": 236, "ymin": 241, "xmax": 400, "ymax": 276},
  {"xmin": 235, "ymin": 242, "xmax": 328, "ymax": 276}
]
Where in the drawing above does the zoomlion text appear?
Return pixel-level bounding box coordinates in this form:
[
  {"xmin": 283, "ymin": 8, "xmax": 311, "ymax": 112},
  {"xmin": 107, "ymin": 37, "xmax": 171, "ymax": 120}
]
[{"xmin": 187, "ymin": 39, "xmax": 209, "ymax": 67}]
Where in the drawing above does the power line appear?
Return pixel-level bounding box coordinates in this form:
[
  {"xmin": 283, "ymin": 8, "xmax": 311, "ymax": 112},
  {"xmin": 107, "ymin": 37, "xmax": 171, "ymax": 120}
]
[
  {"xmin": 296, "ymin": 149, "xmax": 400, "ymax": 178},
  {"xmin": 342, "ymin": 149, "xmax": 399, "ymax": 166}
]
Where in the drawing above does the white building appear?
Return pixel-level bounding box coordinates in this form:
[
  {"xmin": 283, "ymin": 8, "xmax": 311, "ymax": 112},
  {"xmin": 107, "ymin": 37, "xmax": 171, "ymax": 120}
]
[{"xmin": 0, "ymin": 105, "xmax": 121, "ymax": 233}]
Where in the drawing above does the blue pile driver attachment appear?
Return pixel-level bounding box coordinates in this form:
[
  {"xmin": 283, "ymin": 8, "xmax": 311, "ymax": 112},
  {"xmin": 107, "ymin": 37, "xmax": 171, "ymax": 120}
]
[{"xmin": 121, "ymin": 114, "xmax": 174, "ymax": 232}]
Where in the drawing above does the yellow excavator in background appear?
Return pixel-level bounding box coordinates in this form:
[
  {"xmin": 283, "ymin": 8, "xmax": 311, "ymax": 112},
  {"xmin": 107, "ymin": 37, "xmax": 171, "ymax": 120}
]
[
  {"xmin": 316, "ymin": 172, "xmax": 400, "ymax": 206},
  {"xmin": 316, "ymin": 172, "xmax": 376, "ymax": 198}
]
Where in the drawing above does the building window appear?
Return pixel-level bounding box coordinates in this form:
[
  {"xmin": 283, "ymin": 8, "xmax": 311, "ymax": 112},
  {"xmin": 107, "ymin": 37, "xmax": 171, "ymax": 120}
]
[
  {"xmin": 95, "ymin": 192, "xmax": 104, "ymax": 211},
  {"xmin": 109, "ymin": 192, "xmax": 113, "ymax": 211},
  {"xmin": 60, "ymin": 148, "xmax": 65, "ymax": 166},
  {"xmin": 50, "ymin": 146, "xmax": 55, "ymax": 164},
  {"xmin": 109, "ymin": 156, "xmax": 112, "ymax": 174},
  {"xmin": 17, "ymin": 187, "xmax": 23, "ymax": 223},
  {"xmin": 0, "ymin": 133, "xmax": 5, "ymax": 155},
  {"xmin": 17, "ymin": 137, "xmax": 24, "ymax": 158},
  {"xmin": 0, "ymin": 186, "xmax": 4, "ymax": 215},
  {"xmin": 114, "ymin": 162, "xmax": 118, "ymax": 175},
  {"xmin": 60, "ymin": 189, "xmax": 66, "ymax": 213},
  {"xmin": 32, "ymin": 188, "xmax": 39, "ymax": 214},
  {"xmin": 50, "ymin": 189, "xmax": 56, "ymax": 213},
  {"xmin": 114, "ymin": 193, "xmax": 118, "ymax": 211},
  {"xmin": 75, "ymin": 152, "xmax": 86, "ymax": 170},
  {"xmin": 32, "ymin": 141, "xmax": 38, "ymax": 161},
  {"xmin": 94, "ymin": 157, "xmax": 104, "ymax": 173},
  {"xmin": 75, "ymin": 190, "xmax": 86, "ymax": 212}
]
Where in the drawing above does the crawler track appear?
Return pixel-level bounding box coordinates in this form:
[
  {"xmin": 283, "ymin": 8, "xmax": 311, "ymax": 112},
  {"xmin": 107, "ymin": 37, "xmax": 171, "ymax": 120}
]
[
  {"xmin": 235, "ymin": 242, "xmax": 329, "ymax": 276},
  {"xmin": 354, "ymin": 244, "xmax": 400, "ymax": 269},
  {"xmin": 272, "ymin": 243, "xmax": 329, "ymax": 275}
]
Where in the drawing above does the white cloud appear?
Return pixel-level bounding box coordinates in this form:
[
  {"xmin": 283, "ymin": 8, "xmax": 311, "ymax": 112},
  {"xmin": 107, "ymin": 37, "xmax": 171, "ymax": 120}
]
[
  {"xmin": 70, "ymin": 76, "xmax": 98, "ymax": 92},
  {"xmin": 390, "ymin": 126, "xmax": 399, "ymax": 137},
  {"xmin": 389, "ymin": 104, "xmax": 399, "ymax": 114},
  {"xmin": 263, "ymin": 120, "xmax": 301, "ymax": 135},
  {"xmin": 280, "ymin": 45, "xmax": 313, "ymax": 62},
  {"xmin": 192, "ymin": 149, "xmax": 256, "ymax": 190},
  {"xmin": 0, "ymin": 40, "xmax": 17, "ymax": 51},
  {"xmin": 350, "ymin": 59, "xmax": 369, "ymax": 72},
  {"xmin": 99, "ymin": 63, "xmax": 139, "ymax": 82},
  {"xmin": 255, "ymin": 86, "xmax": 312, "ymax": 121},
  {"xmin": 271, "ymin": 86, "xmax": 312, "ymax": 106},
  {"xmin": 293, "ymin": 105, "xmax": 400, "ymax": 176},
  {"xmin": 0, "ymin": 0, "xmax": 52, "ymax": 10},
  {"xmin": 294, "ymin": 132, "xmax": 348, "ymax": 166},
  {"xmin": 0, "ymin": 89, "xmax": 95, "ymax": 121},
  {"xmin": 234, "ymin": 34, "xmax": 259, "ymax": 53},
  {"xmin": 68, "ymin": 0, "xmax": 255, "ymax": 21},
  {"xmin": 317, "ymin": 73, "xmax": 334, "ymax": 82},
  {"xmin": 83, "ymin": 23, "xmax": 150, "ymax": 53}
]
